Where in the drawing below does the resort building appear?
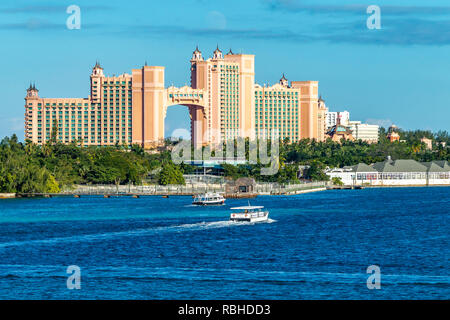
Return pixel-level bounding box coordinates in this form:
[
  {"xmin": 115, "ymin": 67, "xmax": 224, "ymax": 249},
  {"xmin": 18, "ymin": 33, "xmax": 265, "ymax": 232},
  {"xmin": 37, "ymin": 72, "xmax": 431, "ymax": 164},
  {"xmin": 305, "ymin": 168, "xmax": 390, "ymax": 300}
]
[
  {"xmin": 317, "ymin": 96, "xmax": 328, "ymax": 142},
  {"xmin": 387, "ymin": 125, "xmax": 400, "ymax": 142},
  {"xmin": 326, "ymin": 157, "xmax": 450, "ymax": 186},
  {"xmin": 25, "ymin": 64, "xmax": 133, "ymax": 146},
  {"xmin": 25, "ymin": 47, "xmax": 325, "ymax": 149},
  {"xmin": 326, "ymin": 124, "xmax": 355, "ymax": 142},
  {"xmin": 324, "ymin": 109, "xmax": 379, "ymax": 143},
  {"xmin": 421, "ymin": 137, "xmax": 433, "ymax": 150},
  {"xmin": 326, "ymin": 110, "xmax": 350, "ymax": 128},
  {"xmin": 348, "ymin": 121, "xmax": 379, "ymax": 143},
  {"xmin": 254, "ymin": 75, "xmax": 324, "ymax": 142}
]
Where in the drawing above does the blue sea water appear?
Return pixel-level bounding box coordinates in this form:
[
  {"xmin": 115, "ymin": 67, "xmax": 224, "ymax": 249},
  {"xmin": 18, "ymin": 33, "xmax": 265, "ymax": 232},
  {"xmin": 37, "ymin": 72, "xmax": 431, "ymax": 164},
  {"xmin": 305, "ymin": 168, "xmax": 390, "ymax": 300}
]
[{"xmin": 0, "ymin": 187, "xmax": 448, "ymax": 300}]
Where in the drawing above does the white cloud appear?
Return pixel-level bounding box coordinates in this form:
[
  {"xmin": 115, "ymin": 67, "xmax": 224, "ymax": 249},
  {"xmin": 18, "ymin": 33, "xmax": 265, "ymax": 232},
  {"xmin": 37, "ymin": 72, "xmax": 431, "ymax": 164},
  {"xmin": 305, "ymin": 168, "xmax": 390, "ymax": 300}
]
[
  {"xmin": 206, "ymin": 11, "xmax": 227, "ymax": 30},
  {"xmin": 365, "ymin": 118, "xmax": 393, "ymax": 128}
]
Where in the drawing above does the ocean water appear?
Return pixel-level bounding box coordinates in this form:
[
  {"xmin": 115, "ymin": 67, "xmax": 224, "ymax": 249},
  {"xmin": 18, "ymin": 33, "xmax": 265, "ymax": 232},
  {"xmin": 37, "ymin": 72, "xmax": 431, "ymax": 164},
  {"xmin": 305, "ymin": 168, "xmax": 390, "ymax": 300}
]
[{"xmin": 0, "ymin": 187, "xmax": 448, "ymax": 300}]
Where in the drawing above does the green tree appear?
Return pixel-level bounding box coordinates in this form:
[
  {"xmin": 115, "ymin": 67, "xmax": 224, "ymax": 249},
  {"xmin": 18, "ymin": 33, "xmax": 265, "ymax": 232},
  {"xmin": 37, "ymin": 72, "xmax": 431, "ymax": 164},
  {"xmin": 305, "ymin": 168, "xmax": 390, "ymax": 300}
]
[
  {"xmin": 305, "ymin": 161, "xmax": 329, "ymax": 182},
  {"xmin": 158, "ymin": 163, "xmax": 185, "ymax": 185},
  {"xmin": 222, "ymin": 163, "xmax": 240, "ymax": 179},
  {"xmin": 332, "ymin": 177, "xmax": 344, "ymax": 186},
  {"xmin": 276, "ymin": 164, "xmax": 299, "ymax": 184}
]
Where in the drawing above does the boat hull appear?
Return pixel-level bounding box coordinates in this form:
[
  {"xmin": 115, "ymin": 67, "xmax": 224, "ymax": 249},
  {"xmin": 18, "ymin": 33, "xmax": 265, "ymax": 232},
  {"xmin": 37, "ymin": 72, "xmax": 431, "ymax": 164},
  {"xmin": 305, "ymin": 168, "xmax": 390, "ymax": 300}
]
[
  {"xmin": 230, "ymin": 211, "xmax": 269, "ymax": 223},
  {"xmin": 192, "ymin": 200, "xmax": 225, "ymax": 206}
]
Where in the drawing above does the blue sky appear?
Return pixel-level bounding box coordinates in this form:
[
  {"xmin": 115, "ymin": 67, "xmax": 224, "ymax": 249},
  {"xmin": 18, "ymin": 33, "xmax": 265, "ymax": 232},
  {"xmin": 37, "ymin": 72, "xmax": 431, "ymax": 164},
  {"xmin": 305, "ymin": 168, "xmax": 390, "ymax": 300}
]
[{"xmin": 1, "ymin": 0, "xmax": 449, "ymax": 140}]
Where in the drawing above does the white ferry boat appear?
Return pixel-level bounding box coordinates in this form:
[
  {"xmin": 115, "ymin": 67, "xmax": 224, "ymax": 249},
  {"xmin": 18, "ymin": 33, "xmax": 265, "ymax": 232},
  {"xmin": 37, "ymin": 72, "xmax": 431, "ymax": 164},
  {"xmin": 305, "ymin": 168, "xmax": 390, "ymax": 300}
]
[
  {"xmin": 229, "ymin": 205, "xmax": 269, "ymax": 223},
  {"xmin": 192, "ymin": 192, "xmax": 225, "ymax": 206}
]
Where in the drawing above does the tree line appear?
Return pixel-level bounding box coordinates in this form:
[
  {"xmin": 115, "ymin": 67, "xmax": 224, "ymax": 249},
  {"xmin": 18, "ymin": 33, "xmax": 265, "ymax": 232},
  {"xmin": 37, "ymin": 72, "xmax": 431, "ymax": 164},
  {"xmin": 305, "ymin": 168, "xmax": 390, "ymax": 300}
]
[
  {"xmin": 218, "ymin": 129, "xmax": 450, "ymax": 183},
  {"xmin": 0, "ymin": 135, "xmax": 185, "ymax": 193},
  {"xmin": 0, "ymin": 128, "xmax": 448, "ymax": 193}
]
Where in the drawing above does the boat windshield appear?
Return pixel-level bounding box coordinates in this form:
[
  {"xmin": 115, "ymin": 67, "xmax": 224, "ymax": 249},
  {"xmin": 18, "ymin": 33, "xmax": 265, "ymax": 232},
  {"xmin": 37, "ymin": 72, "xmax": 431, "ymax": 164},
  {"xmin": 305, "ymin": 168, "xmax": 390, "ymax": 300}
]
[
  {"xmin": 194, "ymin": 194, "xmax": 223, "ymax": 201},
  {"xmin": 231, "ymin": 206, "xmax": 264, "ymax": 213}
]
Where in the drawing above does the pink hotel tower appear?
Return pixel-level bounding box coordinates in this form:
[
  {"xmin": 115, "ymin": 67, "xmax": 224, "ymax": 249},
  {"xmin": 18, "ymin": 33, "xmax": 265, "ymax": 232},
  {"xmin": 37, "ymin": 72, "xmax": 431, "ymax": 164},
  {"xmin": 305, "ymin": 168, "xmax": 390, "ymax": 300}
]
[{"xmin": 25, "ymin": 47, "xmax": 327, "ymax": 148}]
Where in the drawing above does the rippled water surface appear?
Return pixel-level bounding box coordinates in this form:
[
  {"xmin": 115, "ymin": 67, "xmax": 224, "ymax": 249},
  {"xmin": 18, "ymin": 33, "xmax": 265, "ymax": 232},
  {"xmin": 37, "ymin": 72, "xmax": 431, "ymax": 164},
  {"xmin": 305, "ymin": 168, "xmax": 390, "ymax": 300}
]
[{"xmin": 0, "ymin": 187, "xmax": 448, "ymax": 299}]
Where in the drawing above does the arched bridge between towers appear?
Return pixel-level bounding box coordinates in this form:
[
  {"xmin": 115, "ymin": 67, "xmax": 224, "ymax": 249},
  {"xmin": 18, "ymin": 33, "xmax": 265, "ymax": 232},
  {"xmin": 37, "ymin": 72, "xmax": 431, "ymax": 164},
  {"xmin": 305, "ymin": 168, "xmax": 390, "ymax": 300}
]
[
  {"xmin": 164, "ymin": 86, "xmax": 208, "ymax": 148},
  {"xmin": 131, "ymin": 66, "xmax": 209, "ymax": 149},
  {"xmin": 165, "ymin": 86, "xmax": 206, "ymax": 109}
]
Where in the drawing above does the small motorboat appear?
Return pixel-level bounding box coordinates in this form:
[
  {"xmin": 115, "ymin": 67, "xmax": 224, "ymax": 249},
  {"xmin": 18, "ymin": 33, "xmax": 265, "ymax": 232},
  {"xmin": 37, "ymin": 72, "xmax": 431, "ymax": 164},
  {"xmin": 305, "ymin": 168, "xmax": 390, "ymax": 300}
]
[
  {"xmin": 229, "ymin": 205, "xmax": 269, "ymax": 223},
  {"xmin": 192, "ymin": 192, "xmax": 225, "ymax": 206}
]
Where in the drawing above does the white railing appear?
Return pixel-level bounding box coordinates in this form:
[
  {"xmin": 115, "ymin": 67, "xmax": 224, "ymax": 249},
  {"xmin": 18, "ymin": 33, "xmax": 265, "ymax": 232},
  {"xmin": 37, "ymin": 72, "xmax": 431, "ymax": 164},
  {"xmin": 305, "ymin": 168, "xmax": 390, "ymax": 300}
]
[{"xmin": 61, "ymin": 181, "xmax": 328, "ymax": 195}]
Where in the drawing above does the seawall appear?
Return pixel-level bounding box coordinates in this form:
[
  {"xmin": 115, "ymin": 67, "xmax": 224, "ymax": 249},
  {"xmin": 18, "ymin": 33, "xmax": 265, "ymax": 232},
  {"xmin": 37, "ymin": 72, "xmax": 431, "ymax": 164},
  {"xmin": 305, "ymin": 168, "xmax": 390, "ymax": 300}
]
[
  {"xmin": 0, "ymin": 193, "xmax": 15, "ymax": 199},
  {"xmin": 59, "ymin": 182, "xmax": 328, "ymax": 197}
]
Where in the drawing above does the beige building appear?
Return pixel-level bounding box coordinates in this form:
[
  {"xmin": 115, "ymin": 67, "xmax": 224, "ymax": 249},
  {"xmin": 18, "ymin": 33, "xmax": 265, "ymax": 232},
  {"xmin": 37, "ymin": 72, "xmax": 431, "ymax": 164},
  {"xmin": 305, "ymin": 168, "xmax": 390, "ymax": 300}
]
[
  {"xmin": 326, "ymin": 110, "xmax": 350, "ymax": 128},
  {"xmin": 421, "ymin": 137, "xmax": 433, "ymax": 150},
  {"xmin": 317, "ymin": 96, "xmax": 328, "ymax": 142},
  {"xmin": 25, "ymin": 47, "xmax": 325, "ymax": 148},
  {"xmin": 254, "ymin": 75, "xmax": 322, "ymax": 142},
  {"xmin": 326, "ymin": 124, "xmax": 355, "ymax": 142},
  {"xmin": 25, "ymin": 63, "xmax": 133, "ymax": 146},
  {"xmin": 348, "ymin": 121, "xmax": 379, "ymax": 143},
  {"xmin": 387, "ymin": 125, "xmax": 400, "ymax": 142}
]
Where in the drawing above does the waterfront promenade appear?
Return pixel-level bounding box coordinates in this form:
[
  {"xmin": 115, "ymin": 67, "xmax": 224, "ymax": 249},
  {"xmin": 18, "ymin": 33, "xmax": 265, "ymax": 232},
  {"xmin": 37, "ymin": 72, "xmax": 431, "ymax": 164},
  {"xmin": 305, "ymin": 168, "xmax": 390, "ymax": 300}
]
[
  {"xmin": 4, "ymin": 181, "xmax": 328, "ymax": 198},
  {"xmin": 60, "ymin": 181, "xmax": 328, "ymax": 196}
]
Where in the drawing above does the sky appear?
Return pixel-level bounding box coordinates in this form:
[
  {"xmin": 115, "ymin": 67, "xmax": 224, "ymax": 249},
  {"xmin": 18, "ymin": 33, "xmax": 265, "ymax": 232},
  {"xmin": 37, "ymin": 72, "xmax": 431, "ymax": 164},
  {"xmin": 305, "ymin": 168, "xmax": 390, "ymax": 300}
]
[{"xmin": 0, "ymin": 0, "xmax": 449, "ymax": 140}]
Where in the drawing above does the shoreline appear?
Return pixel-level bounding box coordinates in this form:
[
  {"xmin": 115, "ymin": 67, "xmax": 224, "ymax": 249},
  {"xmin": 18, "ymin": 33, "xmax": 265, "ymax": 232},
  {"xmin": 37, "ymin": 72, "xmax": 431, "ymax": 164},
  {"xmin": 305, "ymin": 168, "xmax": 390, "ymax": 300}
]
[
  {"xmin": 4, "ymin": 184, "xmax": 450, "ymax": 199},
  {"xmin": 11, "ymin": 187, "xmax": 328, "ymax": 198},
  {"xmin": 361, "ymin": 184, "xmax": 450, "ymax": 188}
]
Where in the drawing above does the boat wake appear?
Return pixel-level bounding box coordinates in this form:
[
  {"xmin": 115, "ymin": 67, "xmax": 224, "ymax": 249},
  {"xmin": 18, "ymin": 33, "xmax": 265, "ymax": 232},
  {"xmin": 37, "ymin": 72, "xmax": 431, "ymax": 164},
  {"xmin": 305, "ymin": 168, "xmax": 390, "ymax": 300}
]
[
  {"xmin": 0, "ymin": 219, "xmax": 276, "ymax": 249},
  {"xmin": 174, "ymin": 218, "xmax": 274, "ymax": 229}
]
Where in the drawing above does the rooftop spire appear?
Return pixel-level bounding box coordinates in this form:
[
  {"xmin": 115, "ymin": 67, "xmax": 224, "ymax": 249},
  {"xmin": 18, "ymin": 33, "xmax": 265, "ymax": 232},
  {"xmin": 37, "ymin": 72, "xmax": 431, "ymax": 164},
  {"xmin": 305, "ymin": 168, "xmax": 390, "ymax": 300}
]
[
  {"xmin": 192, "ymin": 45, "xmax": 203, "ymax": 61},
  {"xmin": 26, "ymin": 82, "xmax": 39, "ymax": 97},
  {"xmin": 279, "ymin": 73, "xmax": 289, "ymax": 87},
  {"xmin": 214, "ymin": 44, "xmax": 222, "ymax": 54},
  {"xmin": 93, "ymin": 60, "xmax": 103, "ymax": 69},
  {"xmin": 213, "ymin": 45, "xmax": 223, "ymax": 59},
  {"xmin": 91, "ymin": 60, "xmax": 104, "ymax": 77},
  {"xmin": 193, "ymin": 45, "xmax": 202, "ymax": 54}
]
